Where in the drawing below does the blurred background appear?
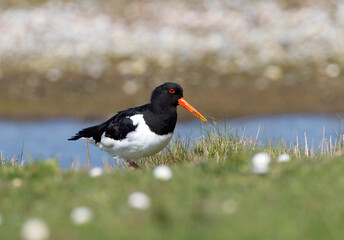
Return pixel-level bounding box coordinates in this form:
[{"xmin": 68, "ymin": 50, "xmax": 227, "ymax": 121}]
[{"xmin": 1, "ymin": 0, "xmax": 344, "ymax": 166}]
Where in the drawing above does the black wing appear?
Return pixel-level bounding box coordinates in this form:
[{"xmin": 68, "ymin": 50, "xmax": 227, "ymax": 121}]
[{"xmin": 68, "ymin": 105, "xmax": 149, "ymax": 142}]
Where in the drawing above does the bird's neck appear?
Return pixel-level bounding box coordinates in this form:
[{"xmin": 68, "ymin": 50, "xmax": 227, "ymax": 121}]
[
  {"xmin": 150, "ymin": 100, "xmax": 177, "ymax": 114},
  {"xmin": 144, "ymin": 103, "xmax": 178, "ymax": 135}
]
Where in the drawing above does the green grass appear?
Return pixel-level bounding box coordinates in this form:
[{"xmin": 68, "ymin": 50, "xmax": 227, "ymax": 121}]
[
  {"xmin": 1, "ymin": 125, "xmax": 344, "ymax": 239},
  {"xmin": 2, "ymin": 156, "xmax": 344, "ymax": 239}
]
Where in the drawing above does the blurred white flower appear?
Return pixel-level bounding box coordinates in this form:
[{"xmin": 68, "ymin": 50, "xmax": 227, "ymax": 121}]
[
  {"xmin": 0, "ymin": 214, "xmax": 2, "ymax": 226},
  {"xmin": 264, "ymin": 65, "xmax": 283, "ymax": 81},
  {"xmin": 221, "ymin": 199, "xmax": 238, "ymax": 214},
  {"xmin": 153, "ymin": 165, "xmax": 173, "ymax": 181},
  {"xmin": 252, "ymin": 152, "xmax": 271, "ymax": 174},
  {"xmin": 89, "ymin": 167, "xmax": 104, "ymax": 178},
  {"xmin": 70, "ymin": 206, "xmax": 93, "ymax": 225},
  {"xmin": 277, "ymin": 153, "xmax": 291, "ymax": 163},
  {"xmin": 21, "ymin": 218, "xmax": 50, "ymax": 240},
  {"xmin": 128, "ymin": 192, "xmax": 151, "ymax": 210},
  {"xmin": 130, "ymin": 59, "xmax": 147, "ymax": 75},
  {"xmin": 325, "ymin": 64, "xmax": 340, "ymax": 78},
  {"xmin": 12, "ymin": 178, "xmax": 23, "ymax": 188}
]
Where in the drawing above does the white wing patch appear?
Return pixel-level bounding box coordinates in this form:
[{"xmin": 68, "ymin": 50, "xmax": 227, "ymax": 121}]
[{"xmin": 91, "ymin": 114, "xmax": 173, "ymax": 161}]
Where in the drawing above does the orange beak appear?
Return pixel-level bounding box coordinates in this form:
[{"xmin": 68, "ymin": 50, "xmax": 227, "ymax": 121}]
[{"xmin": 178, "ymin": 97, "xmax": 207, "ymax": 122}]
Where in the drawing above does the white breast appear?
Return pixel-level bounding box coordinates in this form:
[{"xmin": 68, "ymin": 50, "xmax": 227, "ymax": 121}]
[{"xmin": 93, "ymin": 114, "xmax": 173, "ymax": 161}]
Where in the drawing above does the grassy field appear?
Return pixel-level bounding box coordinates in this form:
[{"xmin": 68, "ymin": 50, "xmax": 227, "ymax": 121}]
[{"xmin": 1, "ymin": 126, "xmax": 344, "ymax": 240}]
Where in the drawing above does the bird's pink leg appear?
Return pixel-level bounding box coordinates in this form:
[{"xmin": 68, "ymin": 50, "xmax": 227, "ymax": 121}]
[{"xmin": 127, "ymin": 161, "xmax": 140, "ymax": 170}]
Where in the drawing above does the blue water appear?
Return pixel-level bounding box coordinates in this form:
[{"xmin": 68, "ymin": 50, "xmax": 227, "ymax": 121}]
[{"xmin": 0, "ymin": 114, "xmax": 343, "ymax": 168}]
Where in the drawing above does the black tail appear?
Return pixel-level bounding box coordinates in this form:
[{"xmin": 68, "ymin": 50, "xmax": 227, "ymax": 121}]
[{"xmin": 68, "ymin": 125, "xmax": 102, "ymax": 142}]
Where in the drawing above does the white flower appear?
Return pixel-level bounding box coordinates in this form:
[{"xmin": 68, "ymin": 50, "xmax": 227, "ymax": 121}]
[
  {"xmin": 325, "ymin": 64, "xmax": 340, "ymax": 78},
  {"xmin": 70, "ymin": 206, "xmax": 93, "ymax": 225},
  {"xmin": 12, "ymin": 178, "xmax": 23, "ymax": 188},
  {"xmin": 0, "ymin": 214, "xmax": 2, "ymax": 226},
  {"xmin": 221, "ymin": 199, "xmax": 238, "ymax": 214},
  {"xmin": 252, "ymin": 152, "xmax": 271, "ymax": 174},
  {"xmin": 89, "ymin": 167, "xmax": 104, "ymax": 178},
  {"xmin": 21, "ymin": 218, "xmax": 50, "ymax": 240},
  {"xmin": 264, "ymin": 65, "xmax": 283, "ymax": 81},
  {"xmin": 128, "ymin": 192, "xmax": 151, "ymax": 210},
  {"xmin": 277, "ymin": 153, "xmax": 291, "ymax": 163},
  {"xmin": 153, "ymin": 165, "xmax": 173, "ymax": 181}
]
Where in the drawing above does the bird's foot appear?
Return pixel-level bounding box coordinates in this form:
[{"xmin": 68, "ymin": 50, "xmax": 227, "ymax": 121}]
[{"xmin": 128, "ymin": 161, "xmax": 140, "ymax": 170}]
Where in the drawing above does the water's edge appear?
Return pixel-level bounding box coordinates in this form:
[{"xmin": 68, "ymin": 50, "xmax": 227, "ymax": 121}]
[{"xmin": 0, "ymin": 113, "xmax": 343, "ymax": 169}]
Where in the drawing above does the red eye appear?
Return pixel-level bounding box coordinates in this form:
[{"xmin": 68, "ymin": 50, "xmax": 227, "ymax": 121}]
[{"xmin": 169, "ymin": 89, "xmax": 175, "ymax": 94}]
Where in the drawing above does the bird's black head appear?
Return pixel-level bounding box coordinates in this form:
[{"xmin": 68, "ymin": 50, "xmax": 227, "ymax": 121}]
[
  {"xmin": 151, "ymin": 82, "xmax": 184, "ymax": 108},
  {"xmin": 150, "ymin": 82, "xmax": 207, "ymax": 121}
]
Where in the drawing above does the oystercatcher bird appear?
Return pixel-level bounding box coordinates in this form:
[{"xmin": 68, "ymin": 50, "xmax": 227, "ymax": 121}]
[{"xmin": 69, "ymin": 82, "xmax": 206, "ymax": 169}]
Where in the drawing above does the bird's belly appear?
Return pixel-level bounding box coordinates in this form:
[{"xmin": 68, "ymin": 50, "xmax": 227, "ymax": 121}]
[
  {"xmin": 97, "ymin": 132, "xmax": 173, "ymax": 160},
  {"xmin": 94, "ymin": 115, "xmax": 173, "ymax": 161}
]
